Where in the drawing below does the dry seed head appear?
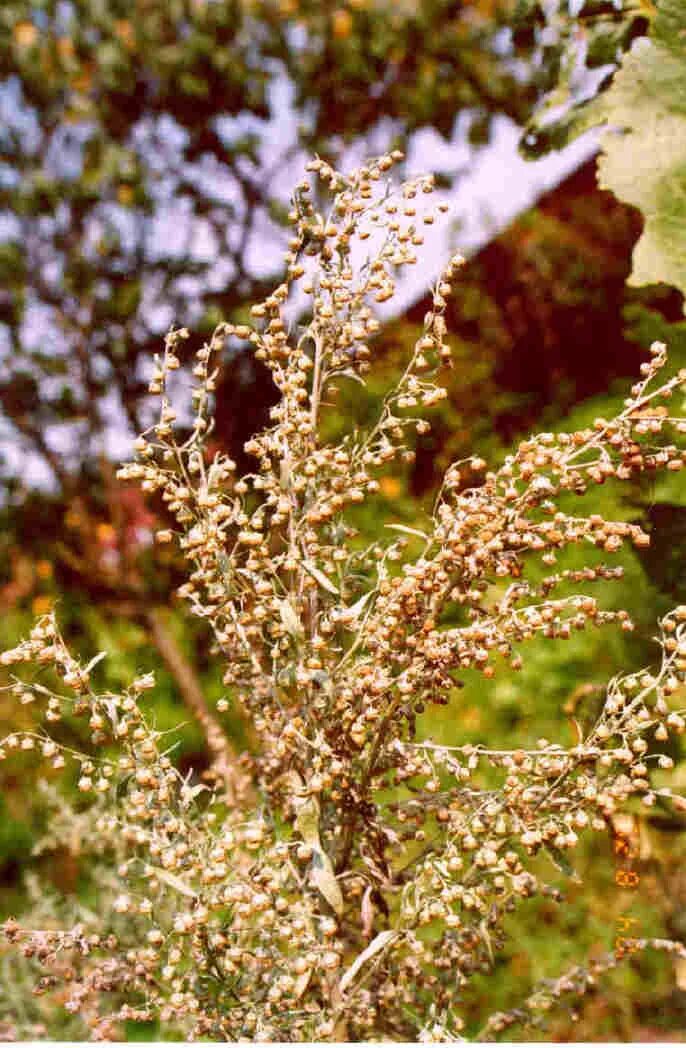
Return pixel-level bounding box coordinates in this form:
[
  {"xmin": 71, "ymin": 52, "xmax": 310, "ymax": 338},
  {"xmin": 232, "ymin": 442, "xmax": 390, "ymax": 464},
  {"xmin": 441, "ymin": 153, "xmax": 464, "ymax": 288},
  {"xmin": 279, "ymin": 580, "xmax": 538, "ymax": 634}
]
[{"xmin": 3, "ymin": 158, "xmax": 686, "ymax": 1042}]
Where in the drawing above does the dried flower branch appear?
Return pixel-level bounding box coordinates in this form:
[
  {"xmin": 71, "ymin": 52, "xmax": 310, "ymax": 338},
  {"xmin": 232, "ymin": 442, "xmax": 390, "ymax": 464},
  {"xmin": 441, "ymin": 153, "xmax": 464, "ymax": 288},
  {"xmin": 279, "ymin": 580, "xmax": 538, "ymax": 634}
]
[{"xmin": 2, "ymin": 153, "xmax": 686, "ymax": 1040}]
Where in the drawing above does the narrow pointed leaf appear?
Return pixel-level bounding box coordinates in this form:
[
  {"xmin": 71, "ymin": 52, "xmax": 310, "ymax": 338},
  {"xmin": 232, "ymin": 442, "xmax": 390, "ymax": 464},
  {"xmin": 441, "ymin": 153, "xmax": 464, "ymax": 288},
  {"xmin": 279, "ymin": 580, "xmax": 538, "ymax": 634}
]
[{"xmin": 339, "ymin": 930, "xmax": 398, "ymax": 994}]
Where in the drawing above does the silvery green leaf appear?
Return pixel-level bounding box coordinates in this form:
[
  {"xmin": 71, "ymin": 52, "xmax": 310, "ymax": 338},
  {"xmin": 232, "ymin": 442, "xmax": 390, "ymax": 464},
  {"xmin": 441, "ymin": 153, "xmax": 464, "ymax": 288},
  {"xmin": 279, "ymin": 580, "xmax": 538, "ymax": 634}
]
[
  {"xmin": 339, "ymin": 590, "xmax": 373, "ymax": 624},
  {"xmin": 385, "ymin": 523, "xmax": 429, "ymax": 540},
  {"xmin": 84, "ymin": 651, "xmax": 108, "ymax": 674},
  {"xmin": 278, "ymin": 598, "xmax": 303, "ymax": 637},
  {"xmin": 303, "ymin": 560, "xmax": 339, "ymax": 595},
  {"xmin": 339, "ymin": 930, "xmax": 397, "ymax": 993},
  {"xmin": 310, "ymin": 848, "xmax": 344, "ymax": 916},
  {"xmin": 151, "ymin": 868, "xmax": 198, "ymax": 899}
]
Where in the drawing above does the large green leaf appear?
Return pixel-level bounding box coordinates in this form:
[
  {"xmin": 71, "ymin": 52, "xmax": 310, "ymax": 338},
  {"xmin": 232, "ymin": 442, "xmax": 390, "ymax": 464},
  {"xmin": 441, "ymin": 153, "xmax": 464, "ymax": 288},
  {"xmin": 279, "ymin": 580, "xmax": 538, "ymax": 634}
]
[{"xmin": 593, "ymin": 0, "xmax": 686, "ymax": 299}]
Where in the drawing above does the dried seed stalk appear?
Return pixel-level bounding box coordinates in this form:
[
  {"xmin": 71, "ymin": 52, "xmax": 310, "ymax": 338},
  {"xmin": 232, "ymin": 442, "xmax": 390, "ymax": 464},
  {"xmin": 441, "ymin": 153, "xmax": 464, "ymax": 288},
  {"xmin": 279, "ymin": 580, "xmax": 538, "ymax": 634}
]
[{"xmin": 2, "ymin": 153, "xmax": 686, "ymax": 1041}]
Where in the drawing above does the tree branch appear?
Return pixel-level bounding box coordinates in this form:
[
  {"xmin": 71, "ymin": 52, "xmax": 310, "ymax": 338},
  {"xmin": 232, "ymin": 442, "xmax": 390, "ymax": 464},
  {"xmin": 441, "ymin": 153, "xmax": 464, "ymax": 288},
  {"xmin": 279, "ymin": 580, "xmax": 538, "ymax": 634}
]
[{"xmin": 144, "ymin": 606, "xmax": 253, "ymax": 806}]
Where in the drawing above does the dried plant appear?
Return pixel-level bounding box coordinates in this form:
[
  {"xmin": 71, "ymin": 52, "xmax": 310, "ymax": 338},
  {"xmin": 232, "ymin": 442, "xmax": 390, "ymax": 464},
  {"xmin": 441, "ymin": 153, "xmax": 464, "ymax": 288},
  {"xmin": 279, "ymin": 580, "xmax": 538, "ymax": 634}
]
[{"xmin": 2, "ymin": 153, "xmax": 686, "ymax": 1041}]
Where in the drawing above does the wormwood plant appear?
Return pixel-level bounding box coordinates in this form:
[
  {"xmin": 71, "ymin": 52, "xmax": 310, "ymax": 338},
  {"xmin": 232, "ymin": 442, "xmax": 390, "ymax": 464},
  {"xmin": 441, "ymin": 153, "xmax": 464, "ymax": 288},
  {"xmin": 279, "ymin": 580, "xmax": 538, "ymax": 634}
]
[{"xmin": 3, "ymin": 153, "xmax": 686, "ymax": 1041}]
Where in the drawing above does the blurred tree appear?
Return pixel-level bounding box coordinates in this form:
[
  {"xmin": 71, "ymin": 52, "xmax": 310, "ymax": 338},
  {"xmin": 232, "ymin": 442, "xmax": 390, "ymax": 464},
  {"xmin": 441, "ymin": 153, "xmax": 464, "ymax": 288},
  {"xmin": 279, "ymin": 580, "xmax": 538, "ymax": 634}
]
[{"xmin": 0, "ymin": 0, "xmax": 553, "ymax": 492}]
